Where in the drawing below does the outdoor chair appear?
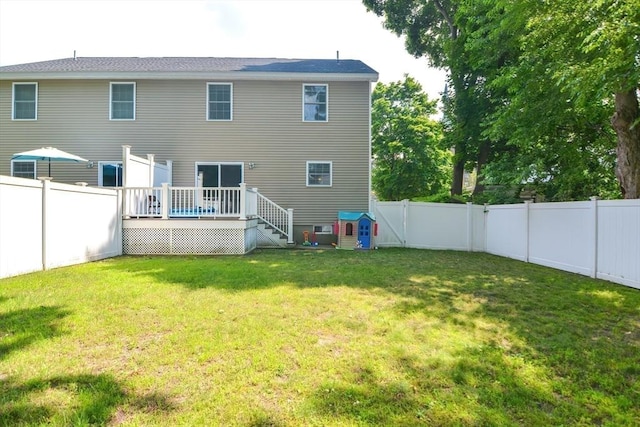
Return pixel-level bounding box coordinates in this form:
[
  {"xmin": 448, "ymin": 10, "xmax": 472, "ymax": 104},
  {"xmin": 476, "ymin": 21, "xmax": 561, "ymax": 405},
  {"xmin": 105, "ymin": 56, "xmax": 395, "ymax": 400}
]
[{"xmin": 148, "ymin": 195, "xmax": 160, "ymax": 215}]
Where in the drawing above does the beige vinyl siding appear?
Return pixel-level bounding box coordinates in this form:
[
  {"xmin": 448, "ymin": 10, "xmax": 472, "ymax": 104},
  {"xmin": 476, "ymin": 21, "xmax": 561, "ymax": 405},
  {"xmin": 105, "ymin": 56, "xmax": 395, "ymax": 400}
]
[{"xmin": 0, "ymin": 79, "xmax": 371, "ymax": 225}]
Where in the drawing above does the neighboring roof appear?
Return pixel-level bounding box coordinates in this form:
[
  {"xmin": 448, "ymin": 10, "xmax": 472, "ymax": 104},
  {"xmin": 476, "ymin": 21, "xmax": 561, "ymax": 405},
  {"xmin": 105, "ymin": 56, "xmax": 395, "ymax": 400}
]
[
  {"xmin": 338, "ymin": 211, "xmax": 376, "ymax": 221},
  {"xmin": 0, "ymin": 57, "xmax": 379, "ymax": 82}
]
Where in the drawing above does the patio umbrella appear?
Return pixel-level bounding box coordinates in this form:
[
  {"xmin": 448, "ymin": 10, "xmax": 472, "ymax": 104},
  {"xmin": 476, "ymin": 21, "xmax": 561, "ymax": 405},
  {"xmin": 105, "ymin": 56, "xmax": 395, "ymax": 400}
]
[{"xmin": 12, "ymin": 146, "xmax": 88, "ymax": 177}]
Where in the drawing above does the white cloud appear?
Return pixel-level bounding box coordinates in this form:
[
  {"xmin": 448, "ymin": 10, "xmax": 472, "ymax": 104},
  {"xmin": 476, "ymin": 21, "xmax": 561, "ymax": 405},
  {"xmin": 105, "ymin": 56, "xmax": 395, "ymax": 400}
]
[{"xmin": 0, "ymin": 0, "xmax": 446, "ymax": 99}]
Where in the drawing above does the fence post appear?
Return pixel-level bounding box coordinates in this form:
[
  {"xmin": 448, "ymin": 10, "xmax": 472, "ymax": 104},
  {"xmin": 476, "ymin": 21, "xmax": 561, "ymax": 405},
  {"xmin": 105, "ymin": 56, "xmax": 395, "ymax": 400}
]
[
  {"xmin": 524, "ymin": 200, "xmax": 532, "ymax": 263},
  {"xmin": 483, "ymin": 203, "xmax": 489, "ymax": 253},
  {"xmin": 161, "ymin": 183, "xmax": 169, "ymax": 219},
  {"xmin": 466, "ymin": 202, "xmax": 473, "ymax": 252},
  {"xmin": 40, "ymin": 177, "xmax": 52, "ymax": 271},
  {"xmin": 239, "ymin": 183, "xmax": 247, "ymax": 220},
  {"xmin": 402, "ymin": 199, "xmax": 409, "ymax": 247},
  {"xmin": 287, "ymin": 208, "xmax": 294, "ymax": 244},
  {"xmin": 590, "ymin": 196, "xmax": 599, "ymax": 278}
]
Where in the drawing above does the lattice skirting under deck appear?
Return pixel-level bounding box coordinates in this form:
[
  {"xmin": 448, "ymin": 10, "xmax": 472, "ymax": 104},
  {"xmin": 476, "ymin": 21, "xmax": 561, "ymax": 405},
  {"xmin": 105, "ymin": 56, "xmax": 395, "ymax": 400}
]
[{"xmin": 123, "ymin": 219, "xmax": 257, "ymax": 255}]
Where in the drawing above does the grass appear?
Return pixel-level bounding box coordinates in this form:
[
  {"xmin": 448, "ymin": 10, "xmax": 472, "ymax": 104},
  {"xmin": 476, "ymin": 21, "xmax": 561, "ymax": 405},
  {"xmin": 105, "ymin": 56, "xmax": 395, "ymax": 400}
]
[{"xmin": 0, "ymin": 248, "xmax": 638, "ymax": 426}]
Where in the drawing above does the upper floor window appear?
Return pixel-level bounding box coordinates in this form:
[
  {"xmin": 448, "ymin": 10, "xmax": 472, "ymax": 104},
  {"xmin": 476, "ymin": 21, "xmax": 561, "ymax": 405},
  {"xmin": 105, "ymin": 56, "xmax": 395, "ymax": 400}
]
[
  {"xmin": 11, "ymin": 160, "xmax": 36, "ymax": 179},
  {"xmin": 303, "ymin": 84, "xmax": 327, "ymax": 122},
  {"xmin": 306, "ymin": 161, "xmax": 332, "ymax": 187},
  {"xmin": 12, "ymin": 82, "xmax": 38, "ymax": 120},
  {"xmin": 207, "ymin": 83, "xmax": 232, "ymax": 121},
  {"xmin": 110, "ymin": 82, "xmax": 136, "ymax": 120}
]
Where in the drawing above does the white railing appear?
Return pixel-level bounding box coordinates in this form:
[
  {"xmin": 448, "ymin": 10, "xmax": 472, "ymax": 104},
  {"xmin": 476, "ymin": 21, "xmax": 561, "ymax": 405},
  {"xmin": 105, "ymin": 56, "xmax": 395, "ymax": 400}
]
[
  {"xmin": 122, "ymin": 183, "xmax": 293, "ymax": 243},
  {"xmin": 123, "ymin": 187, "xmax": 163, "ymax": 217},
  {"xmin": 122, "ymin": 183, "xmax": 258, "ymax": 219},
  {"xmin": 256, "ymin": 192, "xmax": 294, "ymax": 243}
]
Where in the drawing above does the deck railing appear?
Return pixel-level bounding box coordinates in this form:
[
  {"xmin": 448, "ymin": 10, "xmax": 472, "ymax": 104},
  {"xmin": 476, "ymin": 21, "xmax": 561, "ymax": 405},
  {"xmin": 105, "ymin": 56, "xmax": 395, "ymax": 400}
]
[
  {"xmin": 256, "ymin": 193, "xmax": 294, "ymax": 243},
  {"xmin": 123, "ymin": 183, "xmax": 254, "ymax": 219},
  {"xmin": 122, "ymin": 184, "xmax": 293, "ymax": 243}
]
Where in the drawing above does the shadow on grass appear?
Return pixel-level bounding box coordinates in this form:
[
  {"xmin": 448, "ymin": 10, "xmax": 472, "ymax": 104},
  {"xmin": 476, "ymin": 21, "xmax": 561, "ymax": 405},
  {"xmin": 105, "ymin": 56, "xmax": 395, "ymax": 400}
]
[
  {"xmin": 0, "ymin": 373, "xmax": 175, "ymax": 425},
  {"xmin": 0, "ymin": 304, "xmax": 70, "ymax": 360}
]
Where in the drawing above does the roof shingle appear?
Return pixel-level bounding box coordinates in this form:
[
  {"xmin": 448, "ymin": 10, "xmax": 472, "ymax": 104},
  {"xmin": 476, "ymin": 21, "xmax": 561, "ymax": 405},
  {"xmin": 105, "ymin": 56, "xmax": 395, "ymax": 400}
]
[{"xmin": 0, "ymin": 57, "xmax": 378, "ymax": 76}]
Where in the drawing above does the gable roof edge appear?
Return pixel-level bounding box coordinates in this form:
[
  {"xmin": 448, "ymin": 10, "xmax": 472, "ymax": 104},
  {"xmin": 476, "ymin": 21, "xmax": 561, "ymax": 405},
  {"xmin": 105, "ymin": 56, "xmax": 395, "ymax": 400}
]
[{"xmin": 0, "ymin": 70, "xmax": 379, "ymax": 82}]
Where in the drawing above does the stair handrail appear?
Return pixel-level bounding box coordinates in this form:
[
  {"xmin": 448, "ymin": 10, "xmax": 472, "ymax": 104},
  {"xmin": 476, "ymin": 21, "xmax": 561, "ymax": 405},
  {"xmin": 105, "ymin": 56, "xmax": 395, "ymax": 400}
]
[{"xmin": 256, "ymin": 192, "xmax": 292, "ymax": 243}]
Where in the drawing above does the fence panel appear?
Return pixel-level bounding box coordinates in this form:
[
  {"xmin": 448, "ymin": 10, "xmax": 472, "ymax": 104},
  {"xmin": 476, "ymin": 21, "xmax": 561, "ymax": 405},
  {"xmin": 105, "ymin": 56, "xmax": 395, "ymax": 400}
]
[
  {"xmin": 485, "ymin": 204, "xmax": 528, "ymax": 261},
  {"xmin": 471, "ymin": 205, "xmax": 486, "ymax": 252},
  {"xmin": 597, "ymin": 200, "xmax": 640, "ymax": 288},
  {"xmin": 406, "ymin": 202, "xmax": 469, "ymax": 250},
  {"xmin": 372, "ymin": 200, "xmax": 406, "ymax": 247},
  {"xmin": 0, "ymin": 176, "xmax": 121, "ymax": 278},
  {"xmin": 0, "ymin": 176, "xmax": 44, "ymax": 278},
  {"xmin": 45, "ymin": 182, "xmax": 122, "ymax": 269},
  {"xmin": 527, "ymin": 201, "xmax": 594, "ymax": 276}
]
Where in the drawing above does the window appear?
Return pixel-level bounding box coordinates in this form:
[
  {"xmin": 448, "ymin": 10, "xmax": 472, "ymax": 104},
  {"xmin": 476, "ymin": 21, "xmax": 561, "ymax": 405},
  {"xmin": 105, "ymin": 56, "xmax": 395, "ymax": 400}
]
[
  {"xmin": 110, "ymin": 82, "xmax": 135, "ymax": 120},
  {"xmin": 313, "ymin": 225, "xmax": 333, "ymax": 234},
  {"xmin": 306, "ymin": 161, "xmax": 332, "ymax": 187},
  {"xmin": 207, "ymin": 83, "xmax": 232, "ymax": 121},
  {"xmin": 196, "ymin": 163, "xmax": 242, "ymax": 187},
  {"xmin": 12, "ymin": 82, "xmax": 38, "ymax": 120},
  {"xmin": 11, "ymin": 160, "xmax": 36, "ymax": 178},
  {"xmin": 345, "ymin": 223, "xmax": 354, "ymax": 236},
  {"xmin": 99, "ymin": 162, "xmax": 123, "ymax": 187},
  {"xmin": 303, "ymin": 84, "xmax": 327, "ymax": 122}
]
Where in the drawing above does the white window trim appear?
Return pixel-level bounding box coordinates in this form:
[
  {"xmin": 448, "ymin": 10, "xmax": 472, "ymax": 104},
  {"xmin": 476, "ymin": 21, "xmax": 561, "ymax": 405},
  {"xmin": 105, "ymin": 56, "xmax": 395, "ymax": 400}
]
[
  {"xmin": 109, "ymin": 82, "xmax": 136, "ymax": 121},
  {"xmin": 98, "ymin": 161, "xmax": 123, "ymax": 187},
  {"xmin": 10, "ymin": 160, "xmax": 36, "ymax": 178},
  {"xmin": 306, "ymin": 160, "xmax": 333, "ymax": 187},
  {"xmin": 206, "ymin": 82, "xmax": 233, "ymax": 121},
  {"xmin": 302, "ymin": 83, "xmax": 328, "ymax": 122},
  {"xmin": 313, "ymin": 225, "xmax": 333, "ymax": 234},
  {"xmin": 12, "ymin": 82, "xmax": 38, "ymax": 120}
]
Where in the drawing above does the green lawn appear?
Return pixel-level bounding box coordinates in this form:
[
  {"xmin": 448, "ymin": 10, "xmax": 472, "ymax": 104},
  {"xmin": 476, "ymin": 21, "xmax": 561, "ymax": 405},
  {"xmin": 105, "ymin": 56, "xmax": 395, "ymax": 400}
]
[{"xmin": 1, "ymin": 249, "xmax": 638, "ymax": 426}]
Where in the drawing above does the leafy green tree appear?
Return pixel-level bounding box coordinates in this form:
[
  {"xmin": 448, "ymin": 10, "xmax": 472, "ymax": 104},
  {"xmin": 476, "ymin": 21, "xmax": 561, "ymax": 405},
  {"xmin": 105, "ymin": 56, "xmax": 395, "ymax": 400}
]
[
  {"xmin": 521, "ymin": 0, "xmax": 640, "ymax": 198},
  {"xmin": 371, "ymin": 76, "xmax": 450, "ymax": 200},
  {"xmin": 473, "ymin": 0, "xmax": 622, "ymax": 201},
  {"xmin": 366, "ymin": 0, "xmax": 639, "ymax": 200},
  {"xmin": 364, "ymin": 0, "xmax": 474, "ymax": 196}
]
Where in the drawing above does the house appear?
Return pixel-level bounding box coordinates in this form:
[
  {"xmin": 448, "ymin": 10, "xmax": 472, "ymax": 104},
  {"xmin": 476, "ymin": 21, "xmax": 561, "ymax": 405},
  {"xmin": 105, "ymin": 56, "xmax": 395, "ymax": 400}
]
[{"xmin": 0, "ymin": 57, "xmax": 378, "ymax": 246}]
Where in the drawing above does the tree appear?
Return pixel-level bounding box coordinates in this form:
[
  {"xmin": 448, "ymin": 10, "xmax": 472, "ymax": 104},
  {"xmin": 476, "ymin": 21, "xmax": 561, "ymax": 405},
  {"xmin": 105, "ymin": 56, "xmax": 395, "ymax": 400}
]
[
  {"xmin": 366, "ymin": 0, "xmax": 639, "ymax": 200},
  {"xmin": 521, "ymin": 0, "xmax": 640, "ymax": 198},
  {"xmin": 364, "ymin": 0, "xmax": 473, "ymax": 196},
  {"xmin": 476, "ymin": 0, "xmax": 622, "ymax": 201},
  {"xmin": 371, "ymin": 76, "xmax": 450, "ymax": 200}
]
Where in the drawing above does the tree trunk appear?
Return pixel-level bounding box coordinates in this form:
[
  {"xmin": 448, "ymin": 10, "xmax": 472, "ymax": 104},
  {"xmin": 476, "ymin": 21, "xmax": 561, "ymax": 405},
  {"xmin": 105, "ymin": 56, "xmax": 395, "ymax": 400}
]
[
  {"xmin": 611, "ymin": 89, "xmax": 640, "ymax": 199},
  {"xmin": 473, "ymin": 140, "xmax": 491, "ymax": 196},
  {"xmin": 451, "ymin": 153, "xmax": 465, "ymax": 195}
]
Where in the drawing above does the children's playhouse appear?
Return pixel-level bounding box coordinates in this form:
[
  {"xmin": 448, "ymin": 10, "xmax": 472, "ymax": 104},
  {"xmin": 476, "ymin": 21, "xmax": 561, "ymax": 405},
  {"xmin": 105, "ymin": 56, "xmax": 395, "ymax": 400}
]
[{"xmin": 335, "ymin": 211, "xmax": 376, "ymax": 249}]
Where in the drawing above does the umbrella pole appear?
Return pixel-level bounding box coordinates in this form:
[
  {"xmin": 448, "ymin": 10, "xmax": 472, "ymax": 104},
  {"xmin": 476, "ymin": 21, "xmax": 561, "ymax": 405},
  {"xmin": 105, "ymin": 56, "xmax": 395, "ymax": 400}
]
[{"xmin": 48, "ymin": 159, "xmax": 51, "ymax": 177}]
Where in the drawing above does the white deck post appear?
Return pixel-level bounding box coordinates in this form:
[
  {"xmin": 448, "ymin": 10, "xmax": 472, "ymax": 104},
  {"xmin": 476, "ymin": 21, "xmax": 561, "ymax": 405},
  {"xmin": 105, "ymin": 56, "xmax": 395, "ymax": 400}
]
[
  {"xmin": 239, "ymin": 183, "xmax": 247, "ymax": 220},
  {"xmin": 147, "ymin": 154, "xmax": 155, "ymax": 187},
  {"xmin": 161, "ymin": 183, "xmax": 169, "ymax": 219},
  {"xmin": 122, "ymin": 145, "xmax": 131, "ymax": 187},
  {"xmin": 287, "ymin": 208, "xmax": 294, "ymax": 244}
]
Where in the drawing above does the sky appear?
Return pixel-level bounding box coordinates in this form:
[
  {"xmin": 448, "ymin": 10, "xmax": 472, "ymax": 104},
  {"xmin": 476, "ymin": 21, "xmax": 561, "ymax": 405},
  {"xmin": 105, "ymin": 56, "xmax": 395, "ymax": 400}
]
[{"xmin": 0, "ymin": 0, "xmax": 446, "ymax": 100}]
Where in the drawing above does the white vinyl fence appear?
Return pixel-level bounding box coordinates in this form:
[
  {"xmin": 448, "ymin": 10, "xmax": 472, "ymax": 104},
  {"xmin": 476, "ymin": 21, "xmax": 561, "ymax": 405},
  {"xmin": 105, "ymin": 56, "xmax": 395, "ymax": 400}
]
[
  {"xmin": 0, "ymin": 176, "xmax": 122, "ymax": 278},
  {"xmin": 373, "ymin": 198, "xmax": 640, "ymax": 289}
]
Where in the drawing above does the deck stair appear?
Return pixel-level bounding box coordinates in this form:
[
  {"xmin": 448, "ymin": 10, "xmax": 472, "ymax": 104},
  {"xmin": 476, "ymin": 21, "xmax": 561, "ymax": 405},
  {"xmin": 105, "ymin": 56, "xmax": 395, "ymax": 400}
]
[
  {"xmin": 255, "ymin": 192, "xmax": 293, "ymax": 248},
  {"xmin": 256, "ymin": 221, "xmax": 290, "ymax": 248}
]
